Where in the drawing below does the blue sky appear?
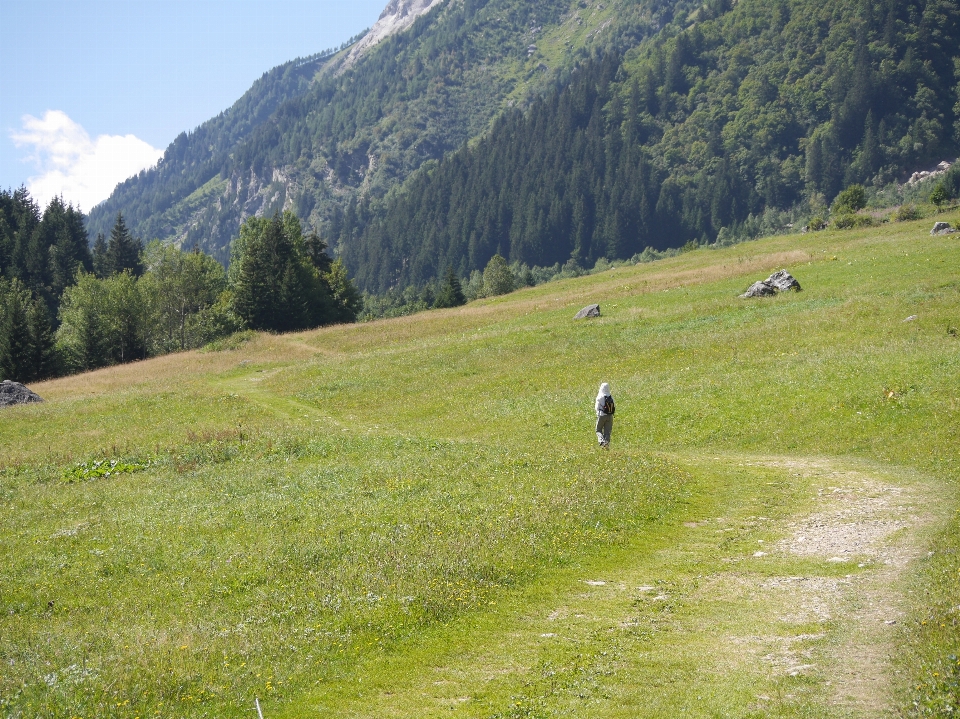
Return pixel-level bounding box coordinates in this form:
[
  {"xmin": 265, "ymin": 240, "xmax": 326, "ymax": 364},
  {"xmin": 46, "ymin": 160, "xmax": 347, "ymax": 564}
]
[{"xmin": 0, "ymin": 0, "xmax": 387, "ymax": 212}]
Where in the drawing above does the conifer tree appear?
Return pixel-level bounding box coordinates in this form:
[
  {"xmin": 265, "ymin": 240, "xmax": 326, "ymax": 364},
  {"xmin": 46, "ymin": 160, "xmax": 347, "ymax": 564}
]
[
  {"xmin": 0, "ymin": 279, "xmax": 35, "ymax": 382},
  {"xmin": 27, "ymin": 297, "xmax": 57, "ymax": 380},
  {"xmin": 0, "ymin": 279, "xmax": 56, "ymax": 382},
  {"xmin": 92, "ymin": 233, "xmax": 109, "ymax": 278},
  {"xmin": 232, "ymin": 213, "xmax": 313, "ymax": 331},
  {"xmin": 34, "ymin": 197, "xmax": 92, "ymax": 304},
  {"xmin": 433, "ymin": 266, "xmax": 466, "ymax": 308},
  {"xmin": 106, "ymin": 213, "xmax": 144, "ymax": 277},
  {"xmin": 303, "ymin": 230, "xmax": 333, "ymax": 274},
  {"xmin": 325, "ymin": 258, "xmax": 362, "ymax": 322}
]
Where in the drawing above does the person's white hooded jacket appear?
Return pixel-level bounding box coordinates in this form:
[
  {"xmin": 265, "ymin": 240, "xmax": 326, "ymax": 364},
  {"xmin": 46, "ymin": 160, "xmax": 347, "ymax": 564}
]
[{"xmin": 595, "ymin": 383, "xmax": 613, "ymax": 416}]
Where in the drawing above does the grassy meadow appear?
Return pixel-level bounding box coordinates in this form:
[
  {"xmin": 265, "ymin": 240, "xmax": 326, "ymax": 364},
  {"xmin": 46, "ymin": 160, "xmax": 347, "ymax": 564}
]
[{"xmin": 1, "ymin": 214, "xmax": 959, "ymax": 717}]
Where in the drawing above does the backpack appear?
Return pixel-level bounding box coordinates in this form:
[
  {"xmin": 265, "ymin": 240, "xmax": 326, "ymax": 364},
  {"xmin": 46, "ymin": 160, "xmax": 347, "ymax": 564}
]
[{"xmin": 602, "ymin": 395, "xmax": 615, "ymax": 415}]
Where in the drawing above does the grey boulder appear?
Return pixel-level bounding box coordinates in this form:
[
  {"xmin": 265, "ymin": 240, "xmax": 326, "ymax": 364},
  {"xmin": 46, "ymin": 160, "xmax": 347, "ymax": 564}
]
[
  {"xmin": 0, "ymin": 380, "xmax": 43, "ymax": 408},
  {"xmin": 740, "ymin": 281, "xmax": 778, "ymax": 298},
  {"xmin": 765, "ymin": 269, "xmax": 802, "ymax": 292},
  {"xmin": 574, "ymin": 304, "xmax": 601, "ymax": 319},
  {"xmin": 741, "ymin": 270, "xmax": 801, "ymax": 298},
  {"xmin": 931, "ymin": 221, "xmax": 956, "ymax": 235}
]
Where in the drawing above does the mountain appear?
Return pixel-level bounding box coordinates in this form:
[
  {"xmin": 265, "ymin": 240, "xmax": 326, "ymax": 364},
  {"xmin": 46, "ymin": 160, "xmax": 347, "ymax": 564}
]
[
  {"xmin": 88, "ymin": 0, "xmax": 960, "ymax": 292},
  {"xmin": 346, "ymin": 0, "xmax": 960, "ymax": 291},
  {"xmin": 87, "ymin": 0, "xmax": 669, "ymax": 264}
]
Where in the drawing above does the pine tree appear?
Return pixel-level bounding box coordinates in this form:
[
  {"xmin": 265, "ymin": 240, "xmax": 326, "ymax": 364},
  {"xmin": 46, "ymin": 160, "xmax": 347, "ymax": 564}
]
[
  {"xmin": 233, "ymin": 216, "xmax": 287, "ymax": 331},
  {"xmin": 805, "ymin": 136, "xmax": 824, "ymax": 194},
  {"xmin": 433, "ymin": 266, "xmax": 466, "ymax": 308},
  {"xmin": 92, "ymin": 233, "xmax": 109, "ymax": 278},
  {"xmin": 232, "ymin": 212, "xmax": 318, "ymax": 331},
  {"xmin": 325, "ymin": 258, "xmax": 362, "ymax": 322},
  {"xmin": 27, "ymin": 297, "xmax": 57, "ymax": 380},
  {"xmin": 106, "ymin": 213, "xmax": 144, "ymax": 277},
  {"xmin": 0, "ymin": 279, "xmax": 35, "ymax": 382},
  {"xmin": 303, "ymin": 229, "xmax": 333, "ymax": 274},
  {"xmin": 858, "ymin": 111, "xmax": 881, "ymax": 181}
]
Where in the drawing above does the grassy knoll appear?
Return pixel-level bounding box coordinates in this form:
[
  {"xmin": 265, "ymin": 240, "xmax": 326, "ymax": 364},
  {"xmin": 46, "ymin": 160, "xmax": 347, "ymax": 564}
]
[{"xmin": 1, "ymin": 215, "xmax": 959, "ymax": 717}]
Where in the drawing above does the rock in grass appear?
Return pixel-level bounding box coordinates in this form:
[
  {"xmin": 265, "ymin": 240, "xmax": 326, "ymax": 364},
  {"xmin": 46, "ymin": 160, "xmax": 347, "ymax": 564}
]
[
  {"xmin": 931, "ymin": 221, "xmax": 956, "ymax": 235},
  {"xmin": 0, "ymin": 380, "xmax": 43, "ymax": 408},
  {"xmin": 740, "ymin": 281, "xmax": 777, "ymax": 298},
  {"xmin": 765, "ymin": 269, "xmax": 802, "ymax": 292},
  {"xmin": 741, "ymin": 270, "xmax": 801, "ymax": 298},
  {"xmin": 574, "ymin": 304, "xmax": 601, "ymax": 319}
]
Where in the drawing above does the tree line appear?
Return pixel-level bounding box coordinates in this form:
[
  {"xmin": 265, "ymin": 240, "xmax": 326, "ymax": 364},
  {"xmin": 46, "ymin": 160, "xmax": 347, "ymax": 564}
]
[{"xmin": 1, "ymin": 188, "xmax": 359, "ymax": 383}]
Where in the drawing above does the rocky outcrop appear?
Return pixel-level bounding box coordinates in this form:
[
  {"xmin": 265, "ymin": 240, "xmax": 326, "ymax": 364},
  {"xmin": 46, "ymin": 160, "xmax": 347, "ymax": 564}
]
[
  {"xmin": 0, "ymin": 380, "xmax": 43, "ymax": 408},
  {"xmin": 339, "ymin": 0, "xmax": 446, "ymax": 73},
  {"xmin": 741, "ymin": 270, "xmax": 802, "ymax": 298},
  {"xmin": 907, "ymin": 160, "xmax": 953, "ymax": 186},
  {"xmin": 931, "ymin": 221, "xmax": 956, "ymax": 235},
  {"xmin": 574, "ymin": 304, "xmax": 601, "ymax": 319}
]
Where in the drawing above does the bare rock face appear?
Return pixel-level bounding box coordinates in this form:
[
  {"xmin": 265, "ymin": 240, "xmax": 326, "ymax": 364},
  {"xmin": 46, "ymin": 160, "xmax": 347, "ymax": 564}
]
[
  {"xmin": 0, "ymin": 380, "xmax": 43, "ymax": 408},
  {"xmin": 340, "ymin": 0, "xmax": 446, "ymax": 72},
  {"xmin": 574, "ymin": 304, "xmax": 601, "ymax": 319},
  {"xmin": 741, "ymin": 270, "xmax": 802, "ymax": 298},
  {"xmin": 931, "ymin": 221, "xmax": 956, "ymax": 235}
]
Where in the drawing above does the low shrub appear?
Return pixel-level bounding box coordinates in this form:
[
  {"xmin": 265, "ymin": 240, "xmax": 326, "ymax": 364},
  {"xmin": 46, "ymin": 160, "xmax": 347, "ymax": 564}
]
[
  {"xmin": 833, "ymin": 213, "xmax": 876, "ymax": 229},
  {"xmin": 832, "ymin": 184, "xmax": 867, "ymax": 214},
  {"xmin": 201, "ymin": 329, "xmax": 256, "ymax": 352},
  {"xmin": 63, "ymin": 458, "xmax": 151, "ymax": 482},
  {"xmin": 894, "ymin": 204, "xmax": 923, "ymax": 222}
]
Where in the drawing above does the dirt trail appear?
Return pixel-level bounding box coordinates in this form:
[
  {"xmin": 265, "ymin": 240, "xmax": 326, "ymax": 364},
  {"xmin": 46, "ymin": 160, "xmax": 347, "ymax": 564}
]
[
  {"xmin": 288, "ymin": 455, "xmax": 946, "ymax": 718},
  {"xmin": 742, "ymin": 457, "xmax": 940, "ymax": 716}
]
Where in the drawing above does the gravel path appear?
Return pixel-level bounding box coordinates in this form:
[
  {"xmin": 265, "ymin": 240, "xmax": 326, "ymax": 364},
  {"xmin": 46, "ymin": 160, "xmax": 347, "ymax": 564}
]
[{"xmin": 753, "ymin": 458, "xmax": 939, "ymax": 715}]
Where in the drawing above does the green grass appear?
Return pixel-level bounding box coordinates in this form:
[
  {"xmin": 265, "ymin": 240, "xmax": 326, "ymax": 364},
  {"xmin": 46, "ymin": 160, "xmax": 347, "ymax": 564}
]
[{"xmin": 1, "ymin": 215, "xmax": 959, "ymax": 717}]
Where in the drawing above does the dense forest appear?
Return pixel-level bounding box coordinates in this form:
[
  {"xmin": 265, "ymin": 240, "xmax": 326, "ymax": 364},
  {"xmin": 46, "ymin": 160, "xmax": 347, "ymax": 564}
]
[
  {"xmin": 342, "ymin": 0, "xmax": 960, "ymax": 292},
  {"xmin": 0, "ymin": 189, "xmax": 358, "ymax": 383}
]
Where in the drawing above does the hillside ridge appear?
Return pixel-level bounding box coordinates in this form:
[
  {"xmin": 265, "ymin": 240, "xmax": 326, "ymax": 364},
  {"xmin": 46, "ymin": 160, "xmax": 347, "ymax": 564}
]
[{"xmin": 337, "ymin": 0, "xmax": 447, "ymax": 73}]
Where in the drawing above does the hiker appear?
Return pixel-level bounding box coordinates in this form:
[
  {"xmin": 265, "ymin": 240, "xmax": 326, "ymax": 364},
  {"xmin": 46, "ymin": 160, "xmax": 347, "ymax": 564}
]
[{"xmin": 595, "ymin": 382, "xmax": 615, "ymax": 449}]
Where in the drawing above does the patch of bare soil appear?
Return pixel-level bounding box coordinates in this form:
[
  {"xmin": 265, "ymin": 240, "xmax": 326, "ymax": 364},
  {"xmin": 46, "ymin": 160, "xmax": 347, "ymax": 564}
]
[{"xmin": 757, "ymin": 459, "xmax": 936, "ymax": 716}]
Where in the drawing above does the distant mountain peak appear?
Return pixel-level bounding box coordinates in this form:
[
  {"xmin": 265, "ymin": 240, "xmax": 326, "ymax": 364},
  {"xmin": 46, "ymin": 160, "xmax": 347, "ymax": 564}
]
[{"xmin": 340, "ymin": 0, "xmax": 445, "ymax": 71}]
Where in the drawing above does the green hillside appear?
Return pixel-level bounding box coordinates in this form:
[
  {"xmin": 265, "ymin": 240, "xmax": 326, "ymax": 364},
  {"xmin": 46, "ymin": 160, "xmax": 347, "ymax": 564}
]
[{"xmin": 2, "ymin": 216, "xmax": 958, "ymax": 717}]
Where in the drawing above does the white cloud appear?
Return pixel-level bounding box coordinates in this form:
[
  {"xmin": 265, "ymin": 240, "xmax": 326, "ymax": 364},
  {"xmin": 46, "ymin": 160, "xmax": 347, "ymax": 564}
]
[{"xmin": 11, "ymin": 110, "xmax": 163, "ymax": 212}]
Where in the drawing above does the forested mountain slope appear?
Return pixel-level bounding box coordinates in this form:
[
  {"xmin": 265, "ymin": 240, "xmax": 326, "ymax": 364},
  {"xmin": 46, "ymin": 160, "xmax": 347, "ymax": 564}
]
[
  {"xmin": 87, "ymin": 0, "xmax": 674, "ymax": 263},
  {"xmin": 346, "ymin": 0, "xmax": 960, "ymax": 291},
  {"xmin": 89, "ymin": 0, "xmax": 959, "ymax": 294},
  {"xmin": 85, "ymin": 48, "xmax": 341, "ymax": 249}
]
